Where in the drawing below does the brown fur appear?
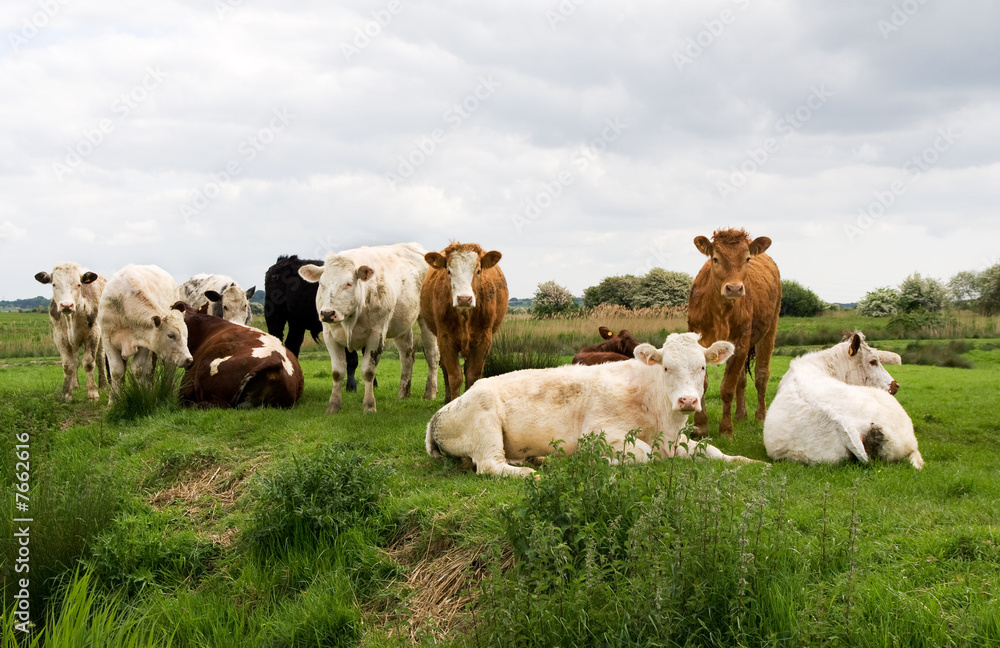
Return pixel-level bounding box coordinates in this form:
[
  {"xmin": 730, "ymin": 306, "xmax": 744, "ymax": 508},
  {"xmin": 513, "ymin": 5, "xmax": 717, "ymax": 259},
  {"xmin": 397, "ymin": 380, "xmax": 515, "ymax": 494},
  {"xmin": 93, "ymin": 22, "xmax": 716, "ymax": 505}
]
[
  {"xmin": 572, "ymin": 326, "xmax": 641, "ymax": 365},
  {"xmin": 688, "ymin": 228, "xmax": 781, "ymax": 438},
  {"xmin": 420, "ymin": 242, "xmax": 508, "ymax": 403}
]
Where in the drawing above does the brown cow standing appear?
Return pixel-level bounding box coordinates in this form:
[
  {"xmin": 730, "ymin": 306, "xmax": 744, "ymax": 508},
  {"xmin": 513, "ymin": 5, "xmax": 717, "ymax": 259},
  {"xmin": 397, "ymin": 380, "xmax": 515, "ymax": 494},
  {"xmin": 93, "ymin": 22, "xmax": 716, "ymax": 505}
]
[
  {"xmin": 420, "ymin": 242, "xmax": 508, "ymax": 403},
  {"xmin": 688, "ymin": 228, "xmax": 781, "ymax": 438},
  {"xmin": 572, "ymin": 326, "xmax": 641, "ymax": 365},
  {"xmin": 177, "ymin": 303, "xmax": 304, "ymax": 408}
]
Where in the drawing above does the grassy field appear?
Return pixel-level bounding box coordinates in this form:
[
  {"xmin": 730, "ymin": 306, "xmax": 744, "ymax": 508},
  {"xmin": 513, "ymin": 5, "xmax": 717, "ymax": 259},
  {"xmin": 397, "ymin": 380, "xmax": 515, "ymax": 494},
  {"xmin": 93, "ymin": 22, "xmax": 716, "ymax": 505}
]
[{"xmin": 2, "ymin": 310, "xmax": 1000, "ymax": 646}]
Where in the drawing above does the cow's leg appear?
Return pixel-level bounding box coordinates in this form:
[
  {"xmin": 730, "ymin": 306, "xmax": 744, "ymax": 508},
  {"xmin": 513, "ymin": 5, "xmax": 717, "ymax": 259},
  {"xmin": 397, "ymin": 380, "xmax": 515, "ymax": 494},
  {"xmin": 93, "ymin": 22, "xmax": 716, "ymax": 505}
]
[
  {"xmin": 96, "ymin": 335, "xmax": 107, "ymax": 389},
  {"xmin": 693, "ymin": 371, "xmax": 710, "ymax": 437},
  {"xmin": 462, "ymin": 332, "xmax": 492, "ymax": 394},
  {"xmin": 394, "ymin": 328, "xmax": 415, "ymax": 400},
  {"xmin": 440, "ymin": 342, "xmax": 463, "ymax": 404},
  {"xmin": 284, "ymin": 324, "xmax": 305, "ymax": 357},
  {"xmin": 104, "ymin": 342, "xmax": 127, "ymax": 403},
  {"xmin": 669, "ymin": 432, "xmax": 762, "ymax": 464},
  {"xmin": 132, "ymin": 348, "xmax": 156, "ymax": 386},
  {"xmin": 57, "ymin": 339, "xmax": 78, "ymax": 402},
  {"xmin": 323, "ymin": 330, "xmax": 347, "ymax": 414},
  {"xmin": 735, "ymin": 367, "xmax": 748, "ymax": 421},
  {"xmin": 718, "ymin": 350, "xmax": 748, "ymax": 439},
  {"xmin": 81, "ymin": 332, "xmax": 101, "ymax": 400},
  {"xmin": 418, "ymin": 315, "xmax": 439, "ymax": 400},
  {"xmin": 362, "ymin": 338, "xmax": 385, "ymax": 412},
  {"xmin": 753, "ymin": 327, "xmax": 778, "ymax": 422},
  {"xmin": 606, "ymin": 433, "xmax": 653, "ymax": 465},
  {"xmin": 345, "ymin": 349, "xmax": 360, "ymax": 393}
]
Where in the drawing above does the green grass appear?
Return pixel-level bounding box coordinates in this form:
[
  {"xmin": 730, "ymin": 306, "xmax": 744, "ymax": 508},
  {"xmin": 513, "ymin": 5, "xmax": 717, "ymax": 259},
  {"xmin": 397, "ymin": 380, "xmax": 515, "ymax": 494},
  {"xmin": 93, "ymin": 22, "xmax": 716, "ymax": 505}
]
[{"xmin": 2, "ymin": 311, "xmax": 1000, "ymax": 646}]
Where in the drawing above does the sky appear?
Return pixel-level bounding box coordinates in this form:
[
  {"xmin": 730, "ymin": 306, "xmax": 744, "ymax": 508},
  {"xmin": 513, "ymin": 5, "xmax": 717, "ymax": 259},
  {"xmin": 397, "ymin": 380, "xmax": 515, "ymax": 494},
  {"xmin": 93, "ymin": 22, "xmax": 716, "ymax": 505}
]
[{"xmin": 2, "ymin": 0, "xmax": 998, "ymax": 303}]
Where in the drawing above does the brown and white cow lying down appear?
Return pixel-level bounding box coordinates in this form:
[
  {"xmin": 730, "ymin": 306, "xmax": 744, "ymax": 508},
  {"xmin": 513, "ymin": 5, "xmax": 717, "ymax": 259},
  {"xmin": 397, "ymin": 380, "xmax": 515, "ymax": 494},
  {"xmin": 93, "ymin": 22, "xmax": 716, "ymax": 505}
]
[
  {"xmin": 35, "ymin": 262, "xmax": 107, "ymax": 401},
  {"xmin": 572, "ymin": 326, "xmax": 641, "ymax": 365},
  {"xmin": 420, "ymin": 242, "xmax": 508, "ymax": 403},
  {"xmin": 181, "ymin": 274, "xmax": 256, "ymax": 325},
  {"xmin": 426, "ymin": 333, "xmax": 759, "ymax": 477},
  {"xmin": 99, "ymin": 264, "xmax": 193, "ymax": 399},
  {"xmin": 763, "ymin": 332, "xmax": 923, "ymax": 469},
  {"xmin": 177, "ymin": 304, "xmax": 303, "ymax": 408}
]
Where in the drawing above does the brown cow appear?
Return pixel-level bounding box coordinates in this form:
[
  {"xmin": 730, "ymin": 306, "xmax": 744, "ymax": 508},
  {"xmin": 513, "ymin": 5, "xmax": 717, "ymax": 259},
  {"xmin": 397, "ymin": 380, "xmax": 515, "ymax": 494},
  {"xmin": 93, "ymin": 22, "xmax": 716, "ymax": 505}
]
[
  {"xmin": 572, "ymin": 326, "xmax": 641, "ymax": 365},
  {"xmin": 421, "ymin": 242, "xmax": 508, "ymax": 403},
  {"xmin": 688, "ymin": 228, "xmax": 781, "ymax": 438},
  {"xmin": 177, "ymin": 303, "xmax": 304, "ymax": 408}
]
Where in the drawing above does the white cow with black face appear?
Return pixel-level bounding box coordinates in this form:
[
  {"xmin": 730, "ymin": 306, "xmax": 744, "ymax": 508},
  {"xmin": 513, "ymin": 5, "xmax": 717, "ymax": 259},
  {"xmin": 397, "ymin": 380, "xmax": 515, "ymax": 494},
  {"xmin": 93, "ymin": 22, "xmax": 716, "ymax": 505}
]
[
  {"xmin": 763, "ymin": 331, "xmax": 923, "ymax": 468},
  {"xmin": 35, "ymin": 262, "xmax": 107, "ymax": 401},
  {"xmin": 99, "ymin": 265, "xmax": 194, "ymax": 400},
  {"xmin": 298, "ymin": 242, "xmax": 439, "ymax": 413},
  {"xmin": 426, "ymin": 333, "xmax": 759, "ymax": 477},
  {"xmin": 180, "ymin": 274, "xmax": 256, "ymax": 325}
]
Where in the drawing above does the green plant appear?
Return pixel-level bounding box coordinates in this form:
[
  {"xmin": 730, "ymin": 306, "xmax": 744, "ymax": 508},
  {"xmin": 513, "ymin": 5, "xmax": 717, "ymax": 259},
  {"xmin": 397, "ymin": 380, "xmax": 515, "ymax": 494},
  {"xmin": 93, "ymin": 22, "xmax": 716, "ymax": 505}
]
[
  {"xmin": 632, "ymin": 268, "xmax": 692, "ymax": 309},
  {"xmin": 780, "ymin": 279, "xmax": 825, "ymax": 317},
  {"xmin": 531, "ymin": 281, "xmax": 578, "ymax": 318},
  {"xmin": 106, "ymin": 363, "xmax": 181, "ymax": 423},
  {"xmin": 898, "ymin": 272, "xmax": 948, "ymax": 313},
  {"xmin": 857, "ymin": 286, "xmax": 900, "ymax": 317}
]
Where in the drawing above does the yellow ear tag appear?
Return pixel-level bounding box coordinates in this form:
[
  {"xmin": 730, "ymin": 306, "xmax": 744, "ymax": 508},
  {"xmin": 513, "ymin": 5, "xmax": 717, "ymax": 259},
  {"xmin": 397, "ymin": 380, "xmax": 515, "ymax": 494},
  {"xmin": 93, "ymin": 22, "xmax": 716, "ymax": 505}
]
[{"xmin": 848, "ymin": 347, "xmax": 855, "ymax": 356}]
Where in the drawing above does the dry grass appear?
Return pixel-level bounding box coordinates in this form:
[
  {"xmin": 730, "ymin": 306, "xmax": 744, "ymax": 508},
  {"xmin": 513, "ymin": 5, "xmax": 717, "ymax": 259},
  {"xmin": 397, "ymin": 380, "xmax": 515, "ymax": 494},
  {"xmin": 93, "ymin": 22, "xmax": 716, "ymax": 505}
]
[
  {"xmin": 502, "ymin": 305, "xmax": 688, "ymax": 348},
  {"xmin": 147, "ymin": 464, "xmax": 248, "ymax": 519}
]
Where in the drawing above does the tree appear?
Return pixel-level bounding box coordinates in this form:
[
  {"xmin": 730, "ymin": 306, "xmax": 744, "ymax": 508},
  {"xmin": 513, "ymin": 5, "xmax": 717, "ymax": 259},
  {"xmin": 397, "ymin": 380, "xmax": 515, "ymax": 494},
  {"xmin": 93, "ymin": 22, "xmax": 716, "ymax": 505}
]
[
  {"xmin": 897, "ymin": 273, "xmax": 948, "ymax": 313},
  {"xmin": 583, "ymin": 275, "xmax": 637, "ymax": 309},
  {"xmin": 532, "ymin": 281, "xmax": 577, "ymax": 317},
  {"xmin": 948, "ymin": 270, "xmax": 981, "ymax": 310},
  {"xmin": 978, "ymin": 264, "xmax": 1000, "ymax": 316},
  {"xmin": 780, "ymin": 280, "xmax": 825, "ymax": 317},
  {"xmin": 631, "ymin": 268, "xmax": 692, "ymax": 309},
  {"xmin": 856, "ymin": 286, "xmax": 899, "ymax": 317}
]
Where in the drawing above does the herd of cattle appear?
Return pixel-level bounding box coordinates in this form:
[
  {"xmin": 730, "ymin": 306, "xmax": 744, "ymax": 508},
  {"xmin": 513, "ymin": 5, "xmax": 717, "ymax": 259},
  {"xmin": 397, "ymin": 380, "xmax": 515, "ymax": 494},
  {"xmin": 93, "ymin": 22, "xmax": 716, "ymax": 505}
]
[{"xmin": 34, "ymin": 229, "xmax": 923, "ymax": 476}]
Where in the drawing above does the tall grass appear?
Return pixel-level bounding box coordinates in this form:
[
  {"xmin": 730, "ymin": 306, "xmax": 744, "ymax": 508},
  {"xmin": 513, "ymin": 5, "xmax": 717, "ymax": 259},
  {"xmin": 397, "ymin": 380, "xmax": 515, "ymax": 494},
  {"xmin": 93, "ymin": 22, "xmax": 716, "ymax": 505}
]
[
  {"xmin": 106, "ymin": 364, "xmax": 182, "ymax": 423},
  {"xmin": 0, "ymin": 312, "xmax": 57, "ymax": 359}
]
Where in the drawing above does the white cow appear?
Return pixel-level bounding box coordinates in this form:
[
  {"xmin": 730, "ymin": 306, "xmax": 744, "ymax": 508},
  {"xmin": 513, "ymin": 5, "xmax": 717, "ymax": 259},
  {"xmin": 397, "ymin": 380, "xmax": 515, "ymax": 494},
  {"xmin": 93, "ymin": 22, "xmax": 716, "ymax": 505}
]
[
  {"xmin": 99, "ymin": 264, "xmax": 194, "ymax": 398},
  {"xmin": 180, "ymin": 273, "xmax": 256, "ymax": 325},
  {"xmin": 35, "ymin": 262, "xmax": 107, "ymax": 401},
  {"xmin": 298, "ymin": 242, "xmax": 439, "ymax": 413},
  {"xmin": 763, "ymin": 332, "xmax": 923, "ymax": 469},
  {"xmin": 426, "ymin": 333, "xmax": 758, "ymax": 477}
]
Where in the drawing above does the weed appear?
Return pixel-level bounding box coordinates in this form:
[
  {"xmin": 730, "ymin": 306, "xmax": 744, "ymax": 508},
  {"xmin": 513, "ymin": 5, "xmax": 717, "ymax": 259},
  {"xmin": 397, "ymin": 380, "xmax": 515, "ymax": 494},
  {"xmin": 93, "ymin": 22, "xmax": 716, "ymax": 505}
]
[{"xmin": 106, "ymin": 364, "xmax": 181, "ymax": 423}]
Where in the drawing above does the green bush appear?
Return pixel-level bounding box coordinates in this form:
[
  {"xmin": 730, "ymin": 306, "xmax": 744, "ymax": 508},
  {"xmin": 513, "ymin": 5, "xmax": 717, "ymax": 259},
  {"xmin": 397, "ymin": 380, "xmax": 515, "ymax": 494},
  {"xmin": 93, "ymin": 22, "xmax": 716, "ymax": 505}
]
[
  {"xmin": 583, "ymin": 275, "xmax": 637, "ymax": 309},
  {"xmin": 780, "ymin": 280, "xmax": 825, "ymax": 317},
  {"xmin": 632, "ymin": 268, "xmax": 692, "ymax": 309},
  {"xmin": 531, "ymin": 281, "xmax": 578, "ymax": 318},
  {"xmin": 857, "ymin": 286, "xmax": 900, "ymax": 317},
  {"xmin": 887, "ymin": 309, "xmax": 952, "ymax": 338},
  {"xmin": 978, "ymin": 264, "xmax": 1000, "ymax": 315},
  {"xmin": 898, "ymin": 272, "xmax": 948, "ymax": 313}
]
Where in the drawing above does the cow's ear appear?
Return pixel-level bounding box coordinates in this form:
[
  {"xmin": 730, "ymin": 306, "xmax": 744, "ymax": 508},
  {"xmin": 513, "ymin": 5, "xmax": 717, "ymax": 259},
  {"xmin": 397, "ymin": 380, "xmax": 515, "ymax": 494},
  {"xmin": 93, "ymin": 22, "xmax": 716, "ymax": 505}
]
[
  {"xmin": 81, "ymin": 272, "xmax": 99, "ymax": 284},
  {"xmin": 877, "ymin": 350, "xmax": 901, "ymax": 365},
  {"xmin": 848, "ymin": 333, "xmax": 862, "ymax": 357},
  {"xmin": 35, "ymin": 272, "xmax": 52, "ymax": 284},
  {"xmin": 749, "ymin": 236, "xmax": 772, "ymax": 255},
  {"xmin": 245, "ymin": 285, "xmax": 256, "ymax": 299},
  {"xmin": 425, "ymin": 252, "xmax": 446, "ymax": 270},
  {"xmin": 198, "ymin": 302, "xmax": 209, "ymax": 314},
  {"xmin": 634, "ymin": 343, "xmax": 662, "ymax": 366},
  {"xmin": 704, "ymin": 341, "xmax": 735, "ymax": 365},
  {"xmin": 599, "ymin": 326, "xmax": 614, "ymax": 340},
  {"xmin": 694, "ymin": 236, "xmax": 712, "ymax": 256},
  {"xmin": 356, "ymin": 265, "xmax": 375, "ymax": 282},
  {"xmin": 152, "ymin": 315, "xmax": 162, "ymax": 328},
  {"xmin": 170, "ymin": 301, "xmax": 186, "ymax": 312},
  {"xmin": 204, "ymin": 290, "xmax": 222, "ymax": 303},
  {"xmin": 480, "ymin": 250, "xmax": 502, "ymax": 270},
  {"xmin": 298, "ymin": 264, "xmax": 324, "ymax": 283}
]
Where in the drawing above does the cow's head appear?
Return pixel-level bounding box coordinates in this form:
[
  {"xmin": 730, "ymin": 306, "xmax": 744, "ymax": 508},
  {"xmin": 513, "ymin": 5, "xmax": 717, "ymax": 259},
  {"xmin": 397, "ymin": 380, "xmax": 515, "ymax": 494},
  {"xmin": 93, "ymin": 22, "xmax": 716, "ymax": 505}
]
[
  {"xmin": 694, "ymin": 228, "xmax": 771, "ymax": 301},
  {"xmin": 203, "ymin": 283, "xmax": 256, "ymax": 325},
  {"xmin": 836, "ymin": 331, "xmax": 901, "ymax": 394},
  {"xmin": 35, "ymin": 263, "xmax": 99, "ymax": 314},
  {"xmin": 595, "ymin": 326, "xmax": 640, "ymax": 357},
  {"xmin": 298, "ymin": 253, "xmax": 371, "ymax": 324},
  {"xmin": 634, "ymin": 333, "xmax": 734, "ymax": 413},
  {"xmin": 425, "ymin": 243, "xmax": 502, "ymax": 310},
  {"xmin": 150, "ymin": 301, "xmax": 194, "ymax": 369}
]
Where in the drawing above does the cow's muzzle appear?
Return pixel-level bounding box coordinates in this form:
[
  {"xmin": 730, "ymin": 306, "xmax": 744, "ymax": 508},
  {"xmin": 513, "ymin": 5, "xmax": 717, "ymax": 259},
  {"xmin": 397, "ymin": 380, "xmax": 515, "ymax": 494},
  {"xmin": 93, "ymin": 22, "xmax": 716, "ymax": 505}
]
[
  {"xmin": 179, "ymin": 357, "xmax": 194, "ymax": 370},
  {"xmin": 676, "ymin": 396, "xmax": 699, "ymax": 413},
  {"xmin": 320, "ymin": 309, "xmax": 342, "ymax": 323},
  {"xmin": 454, "ymin": 294, "xmax": 475, "ymax": 309},
  {"xmin": 59, "ymin": 302, "xmax": 75, "ymax": 313},
  {"xmin": 888, "ymin": 380, "xmax": 899, "ymax": 396},
  {"xmin": 722, "ymin": 283, "xmax": 745, "ymax": 300}
]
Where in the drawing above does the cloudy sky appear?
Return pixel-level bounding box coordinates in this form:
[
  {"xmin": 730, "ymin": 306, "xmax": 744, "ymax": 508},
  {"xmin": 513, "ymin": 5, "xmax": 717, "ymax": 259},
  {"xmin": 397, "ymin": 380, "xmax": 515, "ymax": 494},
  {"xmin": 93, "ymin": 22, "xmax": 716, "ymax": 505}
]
[{"xmin": 2, "ymin": 0, "xmax": 998, "ymax": 303}]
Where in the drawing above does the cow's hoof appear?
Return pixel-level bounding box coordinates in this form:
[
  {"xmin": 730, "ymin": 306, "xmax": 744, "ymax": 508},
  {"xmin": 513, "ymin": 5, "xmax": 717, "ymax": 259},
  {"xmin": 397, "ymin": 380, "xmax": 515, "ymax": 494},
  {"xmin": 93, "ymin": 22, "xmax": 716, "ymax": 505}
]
[
  {"xmin": 735, "ymin": 411, "xmax": 748, "ymax": 421},
  {"xmin": 424, "ymin": 387, "xmax": 437, "ymax": 400},
  {"xmin": 87, "ymin": 390, "xmax": 99, "ymax": 400},
  {"xmin": 325, "ymin": 404, "xmax": 342, "ymax": 414},
  {"xmin": 363, "ymin": 401, "xmax": 377, "ymax": 413},
  {"xmin": 346, "ymin": 383, "xmax": 358, "ymax": 393}
]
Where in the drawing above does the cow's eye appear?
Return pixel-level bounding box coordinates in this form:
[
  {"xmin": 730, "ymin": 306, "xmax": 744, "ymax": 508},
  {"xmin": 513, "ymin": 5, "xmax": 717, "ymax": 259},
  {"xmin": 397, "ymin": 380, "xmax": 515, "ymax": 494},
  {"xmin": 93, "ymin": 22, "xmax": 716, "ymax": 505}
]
[
  {"xmin": 168, "ymin": 333, "xmax": 177, "ymax": 340},
  {"xmin": 345, "ymin": 282, "xmax": 352, "ymax": 289},
  {"xmin": 712, "ymin": 257, "xmax": 719, "ymax": 264},
  {"xmin": 745, "ymin": 257, "xmax": 751, "ymax": 264},
  {"xmin": 870, "ymin": 360, "xmax": 878, "ymax": 366}
]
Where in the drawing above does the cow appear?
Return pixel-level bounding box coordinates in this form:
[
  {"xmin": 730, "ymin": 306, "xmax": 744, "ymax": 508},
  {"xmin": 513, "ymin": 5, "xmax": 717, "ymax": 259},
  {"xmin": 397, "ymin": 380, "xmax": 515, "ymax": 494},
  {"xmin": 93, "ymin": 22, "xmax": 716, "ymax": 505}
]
[
  {"xmin": 688, "ymin": 228, "xmax": 781, "ymax": 438},
  {"xmin": 426, "ymin": 332, "xmax": 759, "ymax": 477},
  {"xmin": 98, "ymin": 264, "xmax": 194, "ymax": 399},
  {"xmin": 180, "ymin": 274, "xmax": 255, "ymax": 325},
  {"xmin": 176, "ymin": 303, "xmax": 304, "ymax": 408},
  {"xmin": 420, "ymin": 242, "xmax": 508, "ymax": 403},
  {"xmin": 34, "ymin": 263, "xmax": 107, "ymax": 401},
  {"xmin": 763, "ymin": 332, "xmax": 923, "ymax": 469},
  {"xmin": 572, "ymin": 326, "xmax": 641, "ymax": 365},
  {"xmin": 263, "ymin": 254, "xmax": 369, "ymax": 393},
  {"xmin": 297, "ymin": 242, "xmax": 439, "ymax": 413}
]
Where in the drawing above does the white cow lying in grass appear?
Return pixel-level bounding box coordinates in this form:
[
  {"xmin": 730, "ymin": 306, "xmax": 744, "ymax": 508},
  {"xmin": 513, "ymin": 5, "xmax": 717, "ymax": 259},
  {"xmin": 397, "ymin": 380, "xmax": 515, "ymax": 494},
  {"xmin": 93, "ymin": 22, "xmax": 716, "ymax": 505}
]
[
  {"xmin": 426, "ymin": 333, "xmax": 759, "ymax": 477},
  {"xmin": 763, "ymin": 331, "xmax": 924, "ymax": 469}
]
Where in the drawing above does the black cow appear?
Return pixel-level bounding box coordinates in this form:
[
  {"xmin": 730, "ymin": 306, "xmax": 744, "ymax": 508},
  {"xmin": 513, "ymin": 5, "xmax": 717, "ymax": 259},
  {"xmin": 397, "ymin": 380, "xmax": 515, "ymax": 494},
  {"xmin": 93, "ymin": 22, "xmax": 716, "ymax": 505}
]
[{"xmin": 264, "ymin": 255, "xmax": 372, "ymax": 392}]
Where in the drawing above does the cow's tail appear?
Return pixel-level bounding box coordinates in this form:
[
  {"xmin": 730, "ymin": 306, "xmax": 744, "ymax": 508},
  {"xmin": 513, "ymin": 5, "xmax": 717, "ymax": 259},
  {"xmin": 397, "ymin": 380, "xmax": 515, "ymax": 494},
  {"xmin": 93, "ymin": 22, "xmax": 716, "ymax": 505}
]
[
  {"xmin": 426, "ymin": 415, "xmax": 442, "ymax": 458},
  {"xmin": 745, "ymin": 345, "xmax": 756, "ymax": 376}
]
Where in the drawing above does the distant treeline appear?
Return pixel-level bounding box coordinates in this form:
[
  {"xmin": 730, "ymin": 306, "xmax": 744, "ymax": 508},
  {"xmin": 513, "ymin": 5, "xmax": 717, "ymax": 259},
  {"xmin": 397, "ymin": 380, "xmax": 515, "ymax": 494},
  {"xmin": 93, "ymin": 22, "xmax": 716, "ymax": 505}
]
[{"xmin": 0, "ymin": 296, "xmax": 48, "ymax": 312}]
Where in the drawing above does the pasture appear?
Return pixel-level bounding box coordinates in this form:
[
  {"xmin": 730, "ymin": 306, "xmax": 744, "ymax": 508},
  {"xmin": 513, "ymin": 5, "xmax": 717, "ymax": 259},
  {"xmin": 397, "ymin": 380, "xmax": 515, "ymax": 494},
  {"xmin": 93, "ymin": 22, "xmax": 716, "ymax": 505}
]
[{"xmin": 2, "ymin": 309, "xmax": 1000, "ymax": 647}]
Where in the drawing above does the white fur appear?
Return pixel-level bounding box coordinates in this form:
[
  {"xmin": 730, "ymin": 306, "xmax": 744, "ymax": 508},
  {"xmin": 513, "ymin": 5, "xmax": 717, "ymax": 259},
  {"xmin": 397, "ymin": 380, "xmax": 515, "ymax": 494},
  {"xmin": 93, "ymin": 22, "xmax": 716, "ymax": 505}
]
[
  {"xmin": 763, "ymin": 334, "xmax": 923, "ymax": 469},
  {"xmin": 426, "ymin": 333, "xmax": 758, "ymax": 477}
]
